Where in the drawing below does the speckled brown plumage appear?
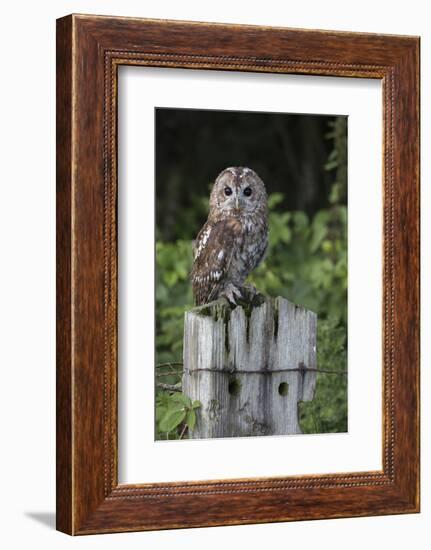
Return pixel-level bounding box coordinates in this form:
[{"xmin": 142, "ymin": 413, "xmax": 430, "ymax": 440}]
[{"xmin": 191, "ymin": 167, "xmax": 268, "ymax": 305}]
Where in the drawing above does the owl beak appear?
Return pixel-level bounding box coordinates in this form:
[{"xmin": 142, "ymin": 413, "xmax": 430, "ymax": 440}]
[{"xmin": 235, "ymin": 195, "xmax": 239, "ymax": 209}]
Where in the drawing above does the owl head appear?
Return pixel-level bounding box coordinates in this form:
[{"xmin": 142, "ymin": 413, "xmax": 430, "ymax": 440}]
[{"xmin": 209, "ymin": 166, "xmax": 267, "ymax": 218}]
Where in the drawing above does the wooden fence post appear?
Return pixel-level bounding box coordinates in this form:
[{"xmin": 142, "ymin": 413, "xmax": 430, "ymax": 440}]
[{"xmin": 182, "ymin": 295, "xmax": 317, "ymax": 439}]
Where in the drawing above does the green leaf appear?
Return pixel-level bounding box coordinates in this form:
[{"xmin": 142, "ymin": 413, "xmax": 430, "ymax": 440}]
[
  {"xmin": 156, "ymin": 405, "xmax": 167, "ymax": 422},
  {"xmin": 186, "ymin": 409, "xmax": 196, "ymax": 431},
  {"xmin": 324, "ymin": 159, "xmax": 338, "ymax": 171},
  {"xmin": 170, "ymin": 393, "xmax": 192, "ymax": 408},
  {"xmin": 321, "ymin": 240, "xmax": 333, "ymax": 253},
  {"xmin": 292, "ymin": 211, "xmax": 309, "ymax": 233},
  {"xmin": 164, "ymin": 271, "xmax": 178, "ymax": 287},
  {"xmin": 310, "ymin": 211, "xmax": 330, "ymax": 252},
  {"xmin": 159, "ymin": 409, "xmax": 186, "ymax": 433},
  {"xmin": 327, "ymin": 149, "xmax": 338, "ymax": 161},
  {"xmin": 192, "ymin": 400, "xmax": 201, "ymax": 409},
  {"xmin": 267, "ymin": 192, "xmax": 284, "ymax": 209}
]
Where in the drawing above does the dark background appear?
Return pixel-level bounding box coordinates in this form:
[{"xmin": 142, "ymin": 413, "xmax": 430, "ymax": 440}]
[{"xmin": 155, "ymin": 108, "xmax": 344, "ymax": 242}]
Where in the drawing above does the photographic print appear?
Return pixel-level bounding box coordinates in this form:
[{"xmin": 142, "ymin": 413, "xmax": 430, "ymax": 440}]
[{"xmin": 155, "ymin": 107, "xmax": 348, "ymax": 440}]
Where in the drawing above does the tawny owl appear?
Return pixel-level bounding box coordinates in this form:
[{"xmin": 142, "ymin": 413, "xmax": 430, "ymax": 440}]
[{"xmin": 191, "ymin": 166, "xmax": 268, "ymax": 306}]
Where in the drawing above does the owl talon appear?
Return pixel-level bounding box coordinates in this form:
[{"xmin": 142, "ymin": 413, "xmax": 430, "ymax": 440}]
[{"xmin": 222, "ymin": 284, "xmax": 242, "ymax": 305}]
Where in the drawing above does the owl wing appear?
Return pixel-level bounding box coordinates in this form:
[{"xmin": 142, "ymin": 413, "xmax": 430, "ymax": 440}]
[
  {"xmin": 249, "ymin": 228, "xmax": 268, "ymax": 271},
  {"xmin": 191, "ymin": 218, "xmax": 242, "ymax": 306}
]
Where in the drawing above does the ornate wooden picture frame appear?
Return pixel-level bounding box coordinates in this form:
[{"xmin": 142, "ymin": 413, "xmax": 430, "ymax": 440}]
[{"xmin": 56, "ymin": 14, "xmax": 420, "ymax": 535}]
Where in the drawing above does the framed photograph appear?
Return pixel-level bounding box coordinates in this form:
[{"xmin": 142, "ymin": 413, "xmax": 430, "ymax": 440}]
[{"xmin": 56, "ymin": 14, "xmax": 420, "ymax": 534}]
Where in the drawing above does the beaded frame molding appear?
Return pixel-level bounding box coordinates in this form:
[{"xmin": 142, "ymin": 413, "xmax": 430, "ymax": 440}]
[{"xmin": 56, "ymin": 14, "xmax": 420, "ymax": 535}]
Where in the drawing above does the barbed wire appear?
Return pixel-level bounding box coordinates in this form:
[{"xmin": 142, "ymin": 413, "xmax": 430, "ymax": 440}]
[{"xmin": 156, "ymin": 362, "xmax": 347, "ymax": 378}]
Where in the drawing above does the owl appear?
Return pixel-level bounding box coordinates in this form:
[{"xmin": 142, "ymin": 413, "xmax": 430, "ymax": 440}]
[{"xmin": 191, "ymin": 166, "xmax": 268, "ymax": 306}]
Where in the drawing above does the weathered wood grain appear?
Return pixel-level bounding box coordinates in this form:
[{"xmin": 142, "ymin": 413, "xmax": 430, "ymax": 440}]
[
  {"xmin": 56, "ymin": 13, "xmax": 420, "ymax": 535},
  {"xmin": 183, "ymin": 296, "xmax": 317, "ymax": 438}
]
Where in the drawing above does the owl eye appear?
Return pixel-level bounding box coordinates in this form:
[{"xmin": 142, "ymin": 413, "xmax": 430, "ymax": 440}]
[
  {"xmin": 243, "ymin": 187, "xmax": 252, "ymax": 197},
  {"xmin": 224, "ymin": 186, "xmax": 233, "ymax": 196}
]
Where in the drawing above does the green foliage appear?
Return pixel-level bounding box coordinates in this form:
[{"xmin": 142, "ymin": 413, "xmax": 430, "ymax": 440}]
[
  {"xmin": 299, "ymin": 318, "xmax": 347, "ymax": 433},
  {"xmin": 248, "ymin": 203, "xmax": 347, "ymax": 324},
  {"xmin": 154, "ymin": 116, "xmax": 348, "ymax": 437},
  {"xmin": 156, "ymin": 391, "xmax": 201, "ymax": 439},
  {"xmin": 156, "ymin": 241, "xmax": 193, "ymax": 365},
  {"xmin": 325, "ymin": 117, "xmax": 348, "ymax": 205}
]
